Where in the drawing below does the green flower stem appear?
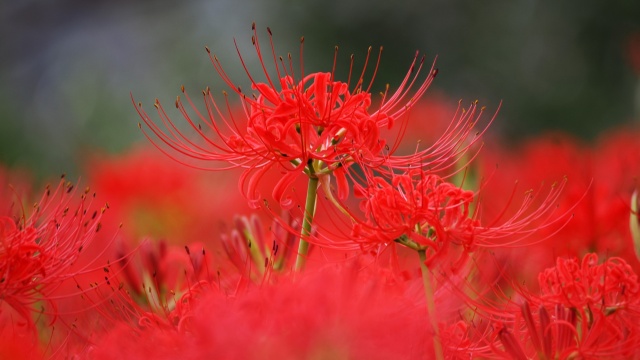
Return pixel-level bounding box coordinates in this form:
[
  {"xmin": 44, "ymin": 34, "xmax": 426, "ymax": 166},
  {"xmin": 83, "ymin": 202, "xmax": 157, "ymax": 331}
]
[
  {"xmin": 631, "ymin": 190, "xmax": 640, "ymax": 260},
  {"xmin": 242, "ymin": 228, "xmax": 265, "ymax": 275},
  {"xmin": 294, "ymin": 175, "xmax": 319, "ymax": 271},
  {"xmin": 418, "ymin": 249, "xmax": 444, "ymax": 360}
]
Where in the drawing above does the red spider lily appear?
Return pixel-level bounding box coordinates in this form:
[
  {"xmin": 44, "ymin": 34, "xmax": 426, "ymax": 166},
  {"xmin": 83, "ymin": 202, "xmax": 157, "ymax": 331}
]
[
  {"xmin": 346, "ymin": 170, "xmax": 477, "ymax": 272},
  {"xmin": 456, "ymin": 254, "xmax": 640, "ymax": 359},
  {"xmin": 478, "ymin": 129, "xmax": 640, "ymax": 279},
  {"xmin": 0, "ymin": 177, "xmax": 110, "ymax": 330},
  {"xmin": 538, "ymin": 253, "xmax": 640, "ymax": 312},
  {"xmin": 112, "ymin": 237, "xmax": 217, "ymax": 321},
  {"xmin": 221, "ymin": 213, "xmax": 300, "ymax": 282},
  {"xmin": 85, "ymin": 146, "xmax": 251, "ymax": 248},
  {"xmin": 317, "ymin": 167, "xmax": 568, "ymax": 272},
  {"xmin": 490, "ymin": 302, "xmax": 640, "ymax": 359},
  {"xmin": 135, "ymin": 23, "xmax": 487, "ymax": 208},
  {"xmin": 88, "ymin": 262, "xmax": 456, "ymax": 359},
  {"xmin": 115, "ymin": 239, "xmax": 198, "ymax": 296}
]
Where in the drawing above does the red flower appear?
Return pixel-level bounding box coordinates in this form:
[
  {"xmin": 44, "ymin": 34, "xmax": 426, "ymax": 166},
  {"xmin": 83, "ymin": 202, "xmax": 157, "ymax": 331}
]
[
  {"xmin": 85, "ymin": 146, "xmax": 251, "ymax": 248},
  {"xmin": 0, "ymin": 177, "xmax": 109, "ymax": 329},
  {"xmin": 221, "ymin": 213, "xmax": 299, "ymax": 281},
  {"xmin": 323, "ymin": 167, "xmax": 568, "ymax": 271},
  {"xmin": 89, "ymin": 263, "xmax": 451, "ymax": 359},
  {"xmin": 352, "ymin": 170, "xmax": 476, "ymax": 250},
  {"xmin": 538, "ymin": 253, "xmax": 640, "ymax": 311},
  {"xmin": 135, "ymin": 24, "xmax": 485, "ymax": 208},
  {"xmin": 458, "ymin": 254, "xmax": 640, "ymax": 359},
  {"xmin": 477, "ymin": 129, "xmax": 640, "ymax": 281}
]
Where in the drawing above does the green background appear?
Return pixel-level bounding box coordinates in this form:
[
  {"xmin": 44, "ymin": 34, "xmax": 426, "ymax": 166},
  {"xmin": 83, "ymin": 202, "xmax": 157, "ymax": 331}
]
[{"xmin": 1, "ymin": 0, "xmax": 639, "ymax": 178}]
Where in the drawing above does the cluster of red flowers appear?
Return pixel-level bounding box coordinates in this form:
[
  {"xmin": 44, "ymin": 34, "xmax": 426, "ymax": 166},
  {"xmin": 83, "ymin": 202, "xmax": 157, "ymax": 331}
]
[{"xmin": 2, "ymin": 24, "xmax": 640, "ymax": 359}]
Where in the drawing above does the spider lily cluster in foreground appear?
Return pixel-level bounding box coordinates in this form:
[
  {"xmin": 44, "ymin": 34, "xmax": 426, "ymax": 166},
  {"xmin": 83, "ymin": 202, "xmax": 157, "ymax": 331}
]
[{"xmin": 2, "ymin": 24, "xmax": 640, "ymax": 359}]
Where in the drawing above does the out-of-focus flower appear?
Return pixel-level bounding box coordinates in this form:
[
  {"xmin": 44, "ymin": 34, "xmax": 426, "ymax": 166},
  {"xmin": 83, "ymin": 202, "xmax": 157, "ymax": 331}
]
[
  {"xmin": 86, "ymin": 146, "xmax": 250, "ymax": 248},
  {"xmin": 88, "ymin": 262, "xmax": 464, "ymax": 360},
  {"xmin": 135, "ymin": 24, "xmax": 487, "ymax": 209},
  {"xmin": 458, "ymin": 253, "xmax": 640, "ymax": 359},
  {"xmin": 0, "ymin": 324, "xmax": 42, "ymax": 360},
  {"xmin": 0, "ymin": 176, "xmax": 111, "ymax": 330},
  {"xmin": 479, "ymin": 129, "xmax": 640, "ymax": 279},
  {"xmin": 538, "ymin": 253, "xmax": 640, "ymax": 311},
  {"xmin": 221, "ymin": 213, "xmax": 299, "ymax": 281}
]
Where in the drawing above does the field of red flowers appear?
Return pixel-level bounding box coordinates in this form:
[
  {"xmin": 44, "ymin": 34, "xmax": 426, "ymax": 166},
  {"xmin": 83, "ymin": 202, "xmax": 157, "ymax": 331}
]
[{"xmin": 2, "ymin": 25, "xmax": 640, "ymax": 359}]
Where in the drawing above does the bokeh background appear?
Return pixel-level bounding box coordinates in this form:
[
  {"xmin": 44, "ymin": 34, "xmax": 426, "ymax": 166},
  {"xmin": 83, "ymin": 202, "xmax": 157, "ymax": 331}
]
[{"xmin": 1, "ymin": 0, "xmax": 640, "ymax": 178}]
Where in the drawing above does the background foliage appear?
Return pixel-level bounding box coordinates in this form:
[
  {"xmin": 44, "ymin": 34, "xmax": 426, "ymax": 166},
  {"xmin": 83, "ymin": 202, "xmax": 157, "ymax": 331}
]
[{"xmin": 1, "ymin": 0, "xmax": 639, "ymax": 177}]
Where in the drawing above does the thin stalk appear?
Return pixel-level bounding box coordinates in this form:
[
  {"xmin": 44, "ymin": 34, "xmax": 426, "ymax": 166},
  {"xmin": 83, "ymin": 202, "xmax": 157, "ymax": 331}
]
[
  {"xmin": 294, "ymin": 175, "xmax": 319, "ymax": 271},
  {"xmin": 418, "ymin": 249, "xmax": 444, "ymax": 360}
]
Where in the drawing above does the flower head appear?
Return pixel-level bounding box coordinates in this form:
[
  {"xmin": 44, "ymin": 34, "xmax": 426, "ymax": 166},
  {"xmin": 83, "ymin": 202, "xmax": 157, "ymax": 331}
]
[
  {"xmin": 319, "ymin": 166, "xmax": 568, "ymax": 271},
  {"xmin": 538, "ymin": 253, "xmax": 640, "ymax": 311},
  {"xmin": 456, "ymin": 254, "xmax": 640, "ymax": 359},
  {"xmin": 135, "ymin": 24, "xmax": 485, "ymax": 208},
  {"xmin": 0, "ymin": 177, "xmax": 110, "ymax": 329}
]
